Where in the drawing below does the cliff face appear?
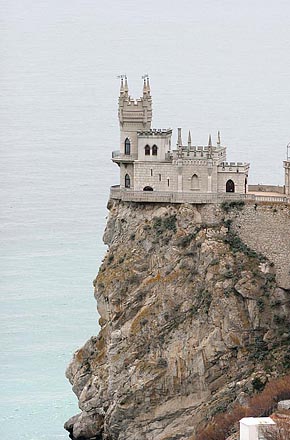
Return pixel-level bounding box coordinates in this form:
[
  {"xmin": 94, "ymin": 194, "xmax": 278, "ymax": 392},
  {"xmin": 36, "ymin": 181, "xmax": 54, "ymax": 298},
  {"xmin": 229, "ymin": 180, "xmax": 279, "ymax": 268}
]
[{"xmin": 65, "ymin": 200, "xmax": 290, "ymax": 440}]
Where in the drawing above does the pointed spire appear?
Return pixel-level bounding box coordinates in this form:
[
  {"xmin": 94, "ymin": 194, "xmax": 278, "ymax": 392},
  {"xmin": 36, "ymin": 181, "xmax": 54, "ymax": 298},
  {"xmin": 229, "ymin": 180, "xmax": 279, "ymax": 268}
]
[
  {"xmin": 142, "ymin": 74, "xmax": 151, "ymax": 97},
  {"xmin": 217, "ymin": 130, "xmax": 221, "ymax": 145},
  {"xmin": 143, "ymin": 77, "xmax": 147, "ymax": 94},
  {"xmin": 188, "ymin": 130, "xmax": 191, "ymax": 148},
  {"xmin": 207, "ymin": 134, "xmax": 213, "ymax": 159},
  {"xmin": 177, "ymin": 128, "xmax": 183, "ymax": 147},
  {"xmin": 124, "ymin": 76, "xmax": 128, "ymax": 96},
  {"xmin": 146, "ymin": 76, "xmax": 151, "ymax": 95},
  {"xmin": 120, "ymin": 77, "xmax": 124, "ymax": 93},
  {"xmin": 208, "ymin": 134, "xmax": 212, "ymax": 147}
]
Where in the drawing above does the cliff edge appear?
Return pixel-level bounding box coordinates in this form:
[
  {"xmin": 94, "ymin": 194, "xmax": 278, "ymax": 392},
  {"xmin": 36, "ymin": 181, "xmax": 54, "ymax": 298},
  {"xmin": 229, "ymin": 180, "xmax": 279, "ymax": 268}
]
[{"xmin": 65, "ymin": 200, "xmax": 290, "ymax": 440}]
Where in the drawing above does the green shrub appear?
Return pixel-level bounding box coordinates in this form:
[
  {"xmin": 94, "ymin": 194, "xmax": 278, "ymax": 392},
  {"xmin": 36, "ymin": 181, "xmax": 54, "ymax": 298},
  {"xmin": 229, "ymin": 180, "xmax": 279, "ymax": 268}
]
[
  {"xmin": 257, "ymin": 298, "xmax": 265, "ymax": 312},
  {"xmin": 153, "ymin": 215, "xmax": 177, "ymax": 235},
  {"xmin": 252, "ymin": 377, "xmax": 265, "ymax": 392},
  {"xmin": 221, "ymin": 200, "xmax": 245, "ymax": 213}
]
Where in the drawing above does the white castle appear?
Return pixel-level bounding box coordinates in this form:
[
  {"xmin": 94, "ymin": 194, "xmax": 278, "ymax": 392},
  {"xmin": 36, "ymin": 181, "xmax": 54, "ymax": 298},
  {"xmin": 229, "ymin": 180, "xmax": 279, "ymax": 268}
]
[{"xmin": 111, "ymin": 76, "xmax": 290, "ymax": 203}]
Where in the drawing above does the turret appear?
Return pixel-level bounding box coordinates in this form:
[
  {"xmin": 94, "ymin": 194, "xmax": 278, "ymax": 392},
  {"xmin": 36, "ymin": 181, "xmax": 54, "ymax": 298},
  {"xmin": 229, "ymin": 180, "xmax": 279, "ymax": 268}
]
[
  {"xmin": 187, "ymin": 130, "xmax": 192, "ymax": 150},
  {"xmin": 118, "ymin": 76, "xmax": 153, "ymax": 158}
]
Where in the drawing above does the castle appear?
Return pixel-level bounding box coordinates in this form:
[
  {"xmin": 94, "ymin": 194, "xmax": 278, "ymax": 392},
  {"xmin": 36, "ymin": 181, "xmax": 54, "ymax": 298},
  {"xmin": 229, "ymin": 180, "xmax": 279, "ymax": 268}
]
[{"xmin": 111, "ymin": 76, "xmax": 290, "ymax": 203}]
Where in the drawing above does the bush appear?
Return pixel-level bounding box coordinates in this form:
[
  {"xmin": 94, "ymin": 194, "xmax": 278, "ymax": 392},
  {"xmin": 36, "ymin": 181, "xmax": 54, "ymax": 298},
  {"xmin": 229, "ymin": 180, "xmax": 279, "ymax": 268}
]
[
  {"xmin": 221, "ymin": 200, "xmax": 245, "ymax": 213},
  {"xmin": 257, "ymin": 298, "xmax": 265, "ymax": 312},
  {"xmin": 262, "ymin": 420, "xmax": 290, "ymax": 440},
  {"xmin": 252, "ymin": 377, "xmax": 265, "ymax": 392},
  {"xmin": 153, "ymin": 215, "xmax": 177, "ymax": 235},
  {"xmin": 223, "ymin": 231, "xmax": 265, "ymax": 261},
  {"xmin": 196, "ymin": 375, "xmax": 290, "ymax": 440},
  {"xmin": 177, "ymin": 232, "xmax": 197, "ymax": 248}
]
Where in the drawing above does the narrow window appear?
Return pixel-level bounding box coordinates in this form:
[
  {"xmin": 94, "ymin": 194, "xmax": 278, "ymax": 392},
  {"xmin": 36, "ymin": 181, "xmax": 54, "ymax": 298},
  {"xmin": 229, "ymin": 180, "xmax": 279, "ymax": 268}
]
[
  {"xmin": 159, "ymin": 174, "xmax": 161, "ymax": 181},
  {"xmin": 167, "ymin": 179, "xmax": 170, "ymax": 187},
  {"xmin": 145, "ymin": 145, "xmax": 150, "ymax": 156},
  {"xmin": 124, "ymin": 138, "xmax": 131, "ymax": 155},
  {"xmin": 125, "ymin": 174, "xmax": 130, "ymax": 188},
  {"xmin": 150, "ymin": 169, "xmax": 153, "ymax": 176},
  {"xmin": 152, "ymin": 145, "xmax": 158, "ymax": 156}
]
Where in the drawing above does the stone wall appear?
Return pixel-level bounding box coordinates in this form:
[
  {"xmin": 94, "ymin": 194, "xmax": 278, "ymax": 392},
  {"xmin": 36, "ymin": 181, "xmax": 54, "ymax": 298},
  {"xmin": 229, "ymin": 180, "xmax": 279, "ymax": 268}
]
[
  {"xmin": 248, "ymin": 184, "xmax": 285, "ymax": 194},
  {"xmin": 230, "ymin": 203, "xmax": 290, "ymax": 289}
]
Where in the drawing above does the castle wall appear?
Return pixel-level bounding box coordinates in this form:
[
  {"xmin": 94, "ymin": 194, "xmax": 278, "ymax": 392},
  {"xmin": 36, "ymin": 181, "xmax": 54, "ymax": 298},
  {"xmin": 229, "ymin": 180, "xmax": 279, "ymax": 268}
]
[
  {"xmin": 120, "ymin": 125, "xmax": 139, "ymax": 157},
  {"xmin": 177, "ymin": 162, "xmax": 218, "ymax": 193},
  {"xmin": 137, "ymin": 136, "xmax": 170, "ymax": 161},
  {"xmin": 134, "ymin": 162, "xmax": 178, "ymax": 191},
  {"xmin": 217, "ymin": 170, "xmax": 247, "ymax": 194},
  {"xmin": 120, "ymin": 163, "xmax": 134, "ymax": 189}
]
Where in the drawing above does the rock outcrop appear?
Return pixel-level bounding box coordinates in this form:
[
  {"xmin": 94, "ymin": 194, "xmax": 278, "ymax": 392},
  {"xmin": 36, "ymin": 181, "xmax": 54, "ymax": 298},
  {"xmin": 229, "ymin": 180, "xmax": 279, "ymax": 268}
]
[{"xmin": 65, "ymin": 200, "xmax": 290, "ymax": 440}]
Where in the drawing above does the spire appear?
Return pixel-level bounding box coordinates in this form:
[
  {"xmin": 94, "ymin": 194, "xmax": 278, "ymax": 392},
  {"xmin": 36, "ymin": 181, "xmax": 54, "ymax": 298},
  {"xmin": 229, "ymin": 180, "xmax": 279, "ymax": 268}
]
[
  {"xmin": 208, "ymin": 134, "xmax": 212, "ymax": 147},
  {"xmin": 177, "ymin": 128, "xmax": 183, "ymax": 147},
  {"xmin": 142, "ymin": 74, "xmax": 151, "ymax": 97},
  {"xmin": 188, "ymin": 130, "xmax": 191, "ymax": 148},
  {"xmin": 120, "ymin": 77, "xmax": 124, "ymax": 93},
  {"xmin": 146, "ymin": 76, "xmax": 151, "ymax": 95},
  {"xmin": 208, "ymin": 134, "xmax": 213, "ymax": 159},
  {"xmin": 217, "ymin": 130, "xmax": 221, "ymax": 145},
  {"xmin": 143, "ymin": 77, "xmax": 147, "ymax": 94},
  {"xmin": 124, "ymin": 76, "xmax": 129, "ymax": 96}
]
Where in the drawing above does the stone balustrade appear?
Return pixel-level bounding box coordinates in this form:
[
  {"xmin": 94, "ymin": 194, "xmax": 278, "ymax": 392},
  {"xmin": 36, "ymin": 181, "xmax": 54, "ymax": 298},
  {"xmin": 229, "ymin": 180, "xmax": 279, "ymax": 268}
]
[{"xmin": 109, "ymin": 186, "xmax": 290, "ymax": 205}]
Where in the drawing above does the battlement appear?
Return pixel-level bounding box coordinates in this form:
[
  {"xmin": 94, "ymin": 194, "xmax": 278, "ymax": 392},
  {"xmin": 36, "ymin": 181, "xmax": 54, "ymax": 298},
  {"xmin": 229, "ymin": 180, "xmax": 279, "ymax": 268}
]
[
  {"xmin": 138, "ymin": 129, "xmax": 172, "ymax": 137},
  {"xmin": 169, "ymin": 145, "xmax": 227, "ymax": 162},
  {"xmin": 219, "ymin": 161, "xmax": 250, "ymax": 171},
  {"xmin": 120, "ymin": 97, "xmax": 151, "ymax": 108}
]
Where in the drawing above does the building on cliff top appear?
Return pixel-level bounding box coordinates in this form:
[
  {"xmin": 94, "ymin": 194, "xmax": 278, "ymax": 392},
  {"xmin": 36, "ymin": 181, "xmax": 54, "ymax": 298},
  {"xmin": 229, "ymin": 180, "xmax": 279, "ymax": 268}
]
[{"xmin": 111, "ymin": 76, "xmax": 289, "ymax": 204}]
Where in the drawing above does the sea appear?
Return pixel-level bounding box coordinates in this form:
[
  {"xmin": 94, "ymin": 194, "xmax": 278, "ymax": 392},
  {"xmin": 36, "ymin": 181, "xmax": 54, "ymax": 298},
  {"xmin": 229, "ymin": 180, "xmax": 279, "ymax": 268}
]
[{"xmin": 0, "ymin": 0, "xmax": 289, "ymax": 439}]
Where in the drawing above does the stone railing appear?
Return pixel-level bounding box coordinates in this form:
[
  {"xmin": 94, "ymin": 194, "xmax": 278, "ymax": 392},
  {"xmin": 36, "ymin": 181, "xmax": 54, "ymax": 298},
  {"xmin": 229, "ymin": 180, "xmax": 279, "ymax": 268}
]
[
  {"xmin": 109, "ymin": 186, "xmax": 290, "ymax": 205},
  {"xmin": 111, "ymin": 151, "xmax": 138, "ymax": 161}
]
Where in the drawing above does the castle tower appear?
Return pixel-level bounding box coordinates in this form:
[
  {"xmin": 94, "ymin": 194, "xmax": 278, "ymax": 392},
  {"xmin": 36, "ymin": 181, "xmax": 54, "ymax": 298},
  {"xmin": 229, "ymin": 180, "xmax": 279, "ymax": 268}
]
[{"xmin": 118, "ymin": 76, "xmax": 152, "ymax": 158}]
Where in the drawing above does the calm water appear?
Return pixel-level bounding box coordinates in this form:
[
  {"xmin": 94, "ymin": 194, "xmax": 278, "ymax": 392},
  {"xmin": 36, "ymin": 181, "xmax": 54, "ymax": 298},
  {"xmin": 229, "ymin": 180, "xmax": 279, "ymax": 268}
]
[{"xmin": 1, "ymin": 1, "xmax": 289, "ymax": 439}]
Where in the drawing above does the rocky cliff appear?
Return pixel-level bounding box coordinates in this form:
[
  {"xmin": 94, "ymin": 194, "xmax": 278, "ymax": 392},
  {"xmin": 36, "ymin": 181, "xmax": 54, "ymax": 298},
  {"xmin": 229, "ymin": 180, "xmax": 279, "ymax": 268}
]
[{"xmin": 65, "ymin": 200, "xmax": 290, "ymax": 440}]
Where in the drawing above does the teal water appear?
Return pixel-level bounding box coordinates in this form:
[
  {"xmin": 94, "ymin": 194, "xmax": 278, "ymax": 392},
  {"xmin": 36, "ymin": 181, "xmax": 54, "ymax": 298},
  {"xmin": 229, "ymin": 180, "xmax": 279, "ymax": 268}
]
[{"xmin": 1, "ymin": 0, "xmax": 290, "ymax": 439}]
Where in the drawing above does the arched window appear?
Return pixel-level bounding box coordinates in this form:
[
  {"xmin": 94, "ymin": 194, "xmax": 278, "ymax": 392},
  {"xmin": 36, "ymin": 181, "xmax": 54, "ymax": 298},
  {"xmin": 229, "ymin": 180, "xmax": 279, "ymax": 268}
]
[
  {"xmin": 152, "ymin": 145, "xmax": 158, "ymax": 156},
  {"xmin": 191, "ymin": 174, "xmax": 199, "ymax": 190},
  {"xmin": 226, "ymin": 179, "xmax": 235, "ymax": 193},
  {"xmin": 125, "ymin": 174, "xmax": 130, "ymax": 188},
  {"xmin": 124, "ymin": 138, "xmax": 131, "ymax": 155},
  {"xmin": 145, "ymin": 145, "xmax": 150, "ymax": 156}
]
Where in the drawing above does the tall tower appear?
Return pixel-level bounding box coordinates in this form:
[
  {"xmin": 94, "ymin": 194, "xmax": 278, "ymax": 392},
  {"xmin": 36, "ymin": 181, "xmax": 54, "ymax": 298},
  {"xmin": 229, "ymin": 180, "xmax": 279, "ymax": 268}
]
[{"xmin": 118, "ymin": 76, "xmax": 152, "ymax": 158}]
